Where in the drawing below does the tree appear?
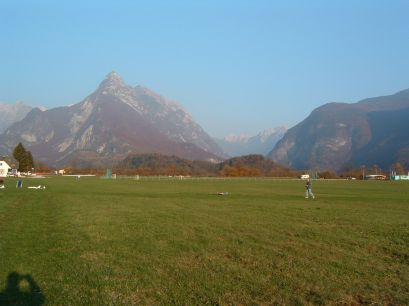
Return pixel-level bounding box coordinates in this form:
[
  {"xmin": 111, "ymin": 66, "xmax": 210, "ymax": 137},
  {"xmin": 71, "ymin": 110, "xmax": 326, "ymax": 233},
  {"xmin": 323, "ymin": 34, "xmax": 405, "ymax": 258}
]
[
  {"xmin": 318, "ymin": 171, "xmax": 338, "ymax": 179},
  {"xmin": 393, "ymin": 162, "xmax": 405, "ymax": 175},
  {"xmin": 13, "ymin": 143, "xmax": 27, "ymax": 171},
  {"xmin": 35, "ymin": 161, "xmax": 51, "ymax": 173},
  {"xmin": 12, "ymin": 143, "xmax": 34, "ymax": 172},
  {"xmin": 26, "ymin": 151, "xmax": 34, "ymax": 171},
  {"xmin": 372, "ymin": 164, "xmax": 380, "ymax": 175}
]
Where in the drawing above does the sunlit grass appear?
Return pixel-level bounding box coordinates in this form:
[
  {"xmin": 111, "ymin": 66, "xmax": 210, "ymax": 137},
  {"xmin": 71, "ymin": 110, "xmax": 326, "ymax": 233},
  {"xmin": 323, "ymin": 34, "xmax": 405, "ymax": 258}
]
[{"xmin": 0, "ymin": 177, "xmax": 408, "ymax": 305}]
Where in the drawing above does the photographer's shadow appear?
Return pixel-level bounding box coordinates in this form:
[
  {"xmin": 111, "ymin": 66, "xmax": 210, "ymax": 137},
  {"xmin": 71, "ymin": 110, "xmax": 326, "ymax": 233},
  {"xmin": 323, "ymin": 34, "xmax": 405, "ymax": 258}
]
[{"xmin": 0, "ymin": 272, "xmax": 45, "ymax": 306}]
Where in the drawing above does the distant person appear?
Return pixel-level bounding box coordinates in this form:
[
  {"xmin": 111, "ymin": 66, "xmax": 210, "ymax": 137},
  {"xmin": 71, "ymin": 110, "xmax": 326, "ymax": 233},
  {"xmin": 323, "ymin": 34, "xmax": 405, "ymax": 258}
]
[
  {"xmin": 16, "ymin": 180, "xmax": 23, "ymax": 188},
  {"xmin": 305, "ymin": 179, "xmax": 315, "ymax": 199}
]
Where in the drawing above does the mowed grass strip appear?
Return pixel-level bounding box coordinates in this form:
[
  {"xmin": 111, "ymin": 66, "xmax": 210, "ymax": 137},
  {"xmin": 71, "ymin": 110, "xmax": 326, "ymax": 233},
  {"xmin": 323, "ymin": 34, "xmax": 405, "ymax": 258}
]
[{"xmin": 0, "ymin": 177, "xmax": 408, "ymax": 305}]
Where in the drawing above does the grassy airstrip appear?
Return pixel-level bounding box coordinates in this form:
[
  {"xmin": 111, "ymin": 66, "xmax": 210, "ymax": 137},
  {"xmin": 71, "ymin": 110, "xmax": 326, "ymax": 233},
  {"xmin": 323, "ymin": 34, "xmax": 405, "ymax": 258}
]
[{"xmin": 0, "ymin": 176, "xmax": 408, "ymax": 305}]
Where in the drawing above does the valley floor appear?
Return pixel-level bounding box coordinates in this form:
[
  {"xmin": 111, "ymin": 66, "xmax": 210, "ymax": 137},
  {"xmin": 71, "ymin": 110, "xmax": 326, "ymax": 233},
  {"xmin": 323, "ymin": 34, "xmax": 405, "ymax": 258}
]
[{"xmin": 0, "ymin": 177, "xmax": 408, "ymax": 305}]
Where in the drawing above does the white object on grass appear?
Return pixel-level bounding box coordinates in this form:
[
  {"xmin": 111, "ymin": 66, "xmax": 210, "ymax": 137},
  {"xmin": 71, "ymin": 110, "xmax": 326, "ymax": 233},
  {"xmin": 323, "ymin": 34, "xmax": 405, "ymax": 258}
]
[
  {"xmin": 217, "ymin": 192, "xmax": 229, "ymax": 196},
  {"xmin": 28, "ymin": 185, "xmax": 46, "ymax": 189}
]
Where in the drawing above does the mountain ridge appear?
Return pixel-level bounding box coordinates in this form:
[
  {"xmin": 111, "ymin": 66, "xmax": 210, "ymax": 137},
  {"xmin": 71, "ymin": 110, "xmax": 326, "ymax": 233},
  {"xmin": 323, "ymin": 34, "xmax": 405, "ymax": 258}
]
[
  {"xmin": 0, "ymin": 72, "xmax": 224, "ymax": 167},
  {"xmin": 0, "ymin": 101, "xmax": 33, "ymax": 133},
  {"xmin": 268, "ymin": 88, "xmax": 409, "ymax": 171},
  {"xmin": 215, "ymin": 127, "xmax": 287, "ymax": 157}
]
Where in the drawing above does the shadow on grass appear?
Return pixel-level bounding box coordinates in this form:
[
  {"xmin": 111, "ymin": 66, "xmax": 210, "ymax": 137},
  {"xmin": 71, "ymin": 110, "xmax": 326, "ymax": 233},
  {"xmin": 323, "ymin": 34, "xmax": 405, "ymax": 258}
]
[{"xmin": 0, "ymin": 272, "xmax": 45, "ymax": 306}]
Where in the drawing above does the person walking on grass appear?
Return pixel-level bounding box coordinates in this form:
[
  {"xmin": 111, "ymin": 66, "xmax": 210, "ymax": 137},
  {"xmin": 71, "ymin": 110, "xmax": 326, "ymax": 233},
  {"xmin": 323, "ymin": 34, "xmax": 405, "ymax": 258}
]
[{"xmin": 305, "ymin": 179, "xmax": 315, "ymax": 199}]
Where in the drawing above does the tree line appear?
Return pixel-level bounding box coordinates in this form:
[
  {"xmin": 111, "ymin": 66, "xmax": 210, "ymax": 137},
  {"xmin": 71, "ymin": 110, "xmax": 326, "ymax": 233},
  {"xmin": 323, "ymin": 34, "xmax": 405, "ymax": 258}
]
[
  {"xmin": 116, "ymin": 153, "xmax": 297, "ymax": 177},
  {"xmin": 6, "ymin": 143, "xmax": 408, "ymax": 177}
]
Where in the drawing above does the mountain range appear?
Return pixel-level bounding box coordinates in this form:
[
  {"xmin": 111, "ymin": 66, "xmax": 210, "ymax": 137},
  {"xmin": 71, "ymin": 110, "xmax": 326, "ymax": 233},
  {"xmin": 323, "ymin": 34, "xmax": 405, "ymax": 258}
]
[
  {"xmin": 0, "ymin": 72, "xmax": 224, "ymax": 167},
  {"xmin": 215, "ymin": 127, "xmax": 287, "ymax": 157},
  {"xmin": 1, "ymin": 73, "xmax": 408, "ymax": 172},
  {"xmin": 0, "ymin": 101, "xmax": 33, "ymax": 133},
  {"xmin": 268, "ymin": 88, "xmax": 409, "ymax": 171}
]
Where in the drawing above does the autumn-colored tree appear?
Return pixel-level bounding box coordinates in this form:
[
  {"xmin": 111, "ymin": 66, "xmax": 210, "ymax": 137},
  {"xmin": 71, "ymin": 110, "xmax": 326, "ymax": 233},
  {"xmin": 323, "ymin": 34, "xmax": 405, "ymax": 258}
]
[
  {"xmin": 220, "ymin": 165, "xmax": 238, "ymax": 176},
  {"xmin": 392, "ymin": 162, "xmax": 405, "ymax": 174},
  {"xmin": 35, "ymin": 162, "xmax": 51, "ymax": 173},
  {"xmin": 339, "ymin": 168, "xmax": 361, "ymax": 179},
  {"xmin": 372, "ymin": 164, "xmax": 380, "ymax": 175},
  {"xmin": 318, "ymin": 171, "xmax": 338, "ymax": 179}
]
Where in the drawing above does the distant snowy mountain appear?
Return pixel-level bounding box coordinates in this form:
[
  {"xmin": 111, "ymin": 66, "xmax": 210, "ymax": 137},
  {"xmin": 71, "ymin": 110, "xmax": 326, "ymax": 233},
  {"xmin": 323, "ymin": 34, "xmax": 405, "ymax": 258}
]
[
  {"xmin": 0, "ymin": 72, "xmax": 224, "ymax": 167},
  {"xmin": 223, "ymin": 134, "xmax": 250, "ymax": 143},
  {"xmin": 215, "ymin": 127, "xmax": 287, "ymax": 157},
  {"xmin": 0, "ymin": 101, "xmax": 33, "ymax": 133}
]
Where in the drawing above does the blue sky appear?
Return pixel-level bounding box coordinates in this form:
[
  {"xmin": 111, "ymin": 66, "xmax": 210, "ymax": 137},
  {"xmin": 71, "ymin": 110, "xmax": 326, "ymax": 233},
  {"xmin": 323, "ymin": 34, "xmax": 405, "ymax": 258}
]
[{"xmin": 1, "ymin": 0, "xmax": 409, "ymax": 138}]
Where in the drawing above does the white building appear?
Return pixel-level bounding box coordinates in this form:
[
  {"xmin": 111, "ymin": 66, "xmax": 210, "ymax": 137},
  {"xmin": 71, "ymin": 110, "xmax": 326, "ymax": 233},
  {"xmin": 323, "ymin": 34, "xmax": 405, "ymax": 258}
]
[{"xmin": 0, "ymin": 161, "xmax": 11, "ymax": 177}]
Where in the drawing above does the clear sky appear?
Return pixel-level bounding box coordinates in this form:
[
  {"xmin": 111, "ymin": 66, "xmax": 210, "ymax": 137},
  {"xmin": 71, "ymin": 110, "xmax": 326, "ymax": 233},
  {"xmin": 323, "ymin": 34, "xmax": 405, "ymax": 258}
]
[{"xmin": 1, "ymin": 0, "xmax": 409, "ymax": 138}]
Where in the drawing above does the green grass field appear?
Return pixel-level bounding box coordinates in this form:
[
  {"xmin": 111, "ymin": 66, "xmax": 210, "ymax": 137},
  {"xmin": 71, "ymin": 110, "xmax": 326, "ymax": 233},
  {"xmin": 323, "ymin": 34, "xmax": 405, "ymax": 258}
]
[{"xmin": 0, "ymin": 177, "xmax": 408, "ymax": 305}]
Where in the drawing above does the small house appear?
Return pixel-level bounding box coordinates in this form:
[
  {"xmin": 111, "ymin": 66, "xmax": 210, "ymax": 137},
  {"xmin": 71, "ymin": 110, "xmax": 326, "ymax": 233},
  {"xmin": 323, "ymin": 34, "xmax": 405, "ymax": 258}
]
[{"xmin": 0, "ymin": 161, "xmax": 11, "ymax": 177}]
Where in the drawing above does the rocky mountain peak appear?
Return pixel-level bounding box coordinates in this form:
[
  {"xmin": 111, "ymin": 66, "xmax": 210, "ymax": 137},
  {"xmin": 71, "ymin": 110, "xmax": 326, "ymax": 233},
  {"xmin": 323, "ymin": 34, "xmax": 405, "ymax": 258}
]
[
  {"xmin": 257, "ymin": 126, "xmax": 287, "ymax": 142},
  {"xmin": 97, "ymin": 71, "xmax": 127, "ymax": 93},
  {"xmin": 105, "ymin": 71, "xmax": 124, "ymax": 83},
  {"xmin": 216, "ymin": 127, "xmax": 287, "ymax": 157},
  {"xmin": 0, "ymin": 72, "xmax": 225, "ymax": 166}
]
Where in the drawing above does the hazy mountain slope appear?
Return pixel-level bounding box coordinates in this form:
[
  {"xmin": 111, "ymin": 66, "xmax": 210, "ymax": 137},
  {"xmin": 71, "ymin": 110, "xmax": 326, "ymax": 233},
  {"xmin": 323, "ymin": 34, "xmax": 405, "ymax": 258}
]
[
  {"xmin": 268, "ymin": 88, "xmax": 409, "ymax": 171},
  {"xmin": 0, "ymin": 101, "xmax": 33, "ymax": 133},
  {"xmin": 215, "ymin": 127, "xmax": 287, "ymax": 157}
]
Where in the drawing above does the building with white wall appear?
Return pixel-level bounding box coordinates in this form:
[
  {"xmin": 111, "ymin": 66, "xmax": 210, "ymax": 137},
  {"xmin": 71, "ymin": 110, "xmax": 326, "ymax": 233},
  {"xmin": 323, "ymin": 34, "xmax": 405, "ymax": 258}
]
[{"xmin": 0, "ymin": 161, "xmax": 11, "ymax": 177}]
